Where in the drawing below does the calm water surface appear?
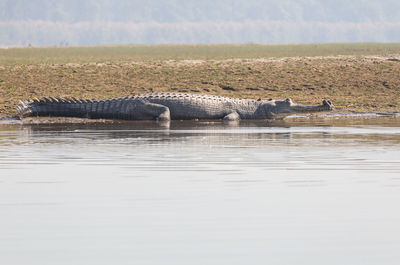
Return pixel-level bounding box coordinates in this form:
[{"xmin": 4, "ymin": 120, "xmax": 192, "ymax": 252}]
[{"xmin": 1, "ymin": 118, "xmax": 400, "ymax": 265}]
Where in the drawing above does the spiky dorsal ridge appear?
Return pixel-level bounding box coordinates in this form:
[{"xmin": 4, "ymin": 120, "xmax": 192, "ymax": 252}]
[
  {"xmin": 16, "ymin": 95, "xmax": 137, "ymax": 118},
  {"xmin": 134, "ymin": 92, "xmax": 258, "ymax": 104},
  {"xmin": 16, "ymin": 96, "xmax": 87, "ymax": 117},
  {"xmin": 21, "ymin": 96, "xmax": 115, "ymax": 105}
]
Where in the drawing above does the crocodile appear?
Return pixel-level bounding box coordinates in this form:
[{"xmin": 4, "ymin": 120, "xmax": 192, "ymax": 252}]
[{"xmin": 17, "ymin": 92, "xmax": 333, "ymax": 121}]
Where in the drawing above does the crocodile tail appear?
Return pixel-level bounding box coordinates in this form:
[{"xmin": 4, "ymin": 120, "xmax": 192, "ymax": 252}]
[
  {"xmin": 17, "ymin": 99, "xmax": 34, "ymax": 118},
  {"xmin": 17, "ymin": 97, "xmax": 90, "ymax": 119}
]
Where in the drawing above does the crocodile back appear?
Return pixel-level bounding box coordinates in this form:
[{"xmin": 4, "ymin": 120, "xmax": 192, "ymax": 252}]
[{"xmin": 135, "ymin": 92, "xmax": 262, "ymax": 119}]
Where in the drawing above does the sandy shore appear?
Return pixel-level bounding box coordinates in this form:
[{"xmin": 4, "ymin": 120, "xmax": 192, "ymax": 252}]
[{"xmin": 1, "ymin": 112, "xmax": 399, "ymax": 126}]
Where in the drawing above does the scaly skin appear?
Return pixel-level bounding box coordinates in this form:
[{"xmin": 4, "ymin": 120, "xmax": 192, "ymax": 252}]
[{"xmin": 17, "ymin": 92, "xmax": 333, "ymax": 121}]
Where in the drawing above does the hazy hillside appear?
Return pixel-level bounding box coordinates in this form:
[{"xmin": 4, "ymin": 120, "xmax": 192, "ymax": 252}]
[
  {"xmin": 2, "ymin": 0, "xmax": 400, "ymax": 23},
  {"xmin": 1, "ymin": 0, "xmax": 400, "ymax": 46}
]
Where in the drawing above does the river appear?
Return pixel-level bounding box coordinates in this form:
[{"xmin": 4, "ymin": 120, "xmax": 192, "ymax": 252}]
[{"xmin": 1, "ymin": 117, "xmax": 400, "ymax": 265}]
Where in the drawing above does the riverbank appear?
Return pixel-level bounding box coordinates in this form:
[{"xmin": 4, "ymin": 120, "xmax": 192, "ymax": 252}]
[
  {"xmin": 1, "ymin": 113, "xmax": 399, "ymax": 127},
  {"xmin": 1, "ymin": 44, "xmax": 400, "ymax": 116}
]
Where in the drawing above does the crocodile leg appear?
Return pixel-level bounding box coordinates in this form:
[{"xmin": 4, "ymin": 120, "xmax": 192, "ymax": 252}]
[
  {"xmin": 154, "ymin": 105, "xmax": 171, "ymax": 121},
  {"xmin": 223, "ymin": 111, "xmax": 240, "ymax": 121},
  {"xmin": 126, "ymin": 99, "xmax": 171, "ymax": 121}
]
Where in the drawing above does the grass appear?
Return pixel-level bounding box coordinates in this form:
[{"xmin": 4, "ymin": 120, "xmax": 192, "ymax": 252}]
[
  {"xmin": 1, "ymin": 43, "xmax": 400, "ymax": 116},
  {"xmin": 2, "ymin": 43, "xmax": 400, "ymax": 65}
]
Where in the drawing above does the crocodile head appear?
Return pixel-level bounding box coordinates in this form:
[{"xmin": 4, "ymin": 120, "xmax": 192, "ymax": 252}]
[{"xmin": 265, "ymin": 98, "xmax": 334, "ymax": 118}]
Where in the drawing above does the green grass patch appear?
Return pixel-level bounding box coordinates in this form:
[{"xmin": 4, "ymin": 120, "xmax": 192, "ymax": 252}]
[{"xmin": 1, "ymin": 43, "xmax": 400, "ymax": 65}]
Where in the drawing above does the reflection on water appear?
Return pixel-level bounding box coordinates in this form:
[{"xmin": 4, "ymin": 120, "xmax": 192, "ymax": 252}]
[{"xmin": 1, "ymin": 118, "xmax": 400, "ymax": 265}]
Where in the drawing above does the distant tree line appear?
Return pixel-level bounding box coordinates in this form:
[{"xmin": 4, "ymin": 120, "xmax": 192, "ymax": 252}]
[
  {"xmin": 2, "ymin": 0, "xmax": 400, "ymax": 46},
  {"xmin": 1, "ymin": 0, "xmax": 400, "ymax": 23}
]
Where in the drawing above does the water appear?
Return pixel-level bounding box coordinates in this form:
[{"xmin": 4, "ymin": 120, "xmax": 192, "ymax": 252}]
[{"xmin": 1, "ymin": 118, "xmax": 400, "ymax": 265}]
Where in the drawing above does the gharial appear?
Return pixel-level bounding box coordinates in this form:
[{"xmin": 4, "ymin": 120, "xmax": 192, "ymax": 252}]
[{"xmin": 17, "ymin": 92, "xmax": 334, "ymax": 121}]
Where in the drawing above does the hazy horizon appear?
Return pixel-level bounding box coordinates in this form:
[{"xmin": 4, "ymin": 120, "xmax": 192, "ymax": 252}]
[{"xmin": 1, "ymin": 0, "xmax": 400, "ymax": 47}]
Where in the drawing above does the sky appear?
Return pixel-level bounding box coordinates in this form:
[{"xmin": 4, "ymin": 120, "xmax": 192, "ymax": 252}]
[{"xmin": 1, "ymin": 0, "xmax": 400, "ymax": 46}]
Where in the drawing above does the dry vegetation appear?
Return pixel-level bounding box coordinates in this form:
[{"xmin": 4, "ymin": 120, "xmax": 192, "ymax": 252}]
[{"xmin": 1, "ymin": 44, "xmax": 400, "ymax": 116}]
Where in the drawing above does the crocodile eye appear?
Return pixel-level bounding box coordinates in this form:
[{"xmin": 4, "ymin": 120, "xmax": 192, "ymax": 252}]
[{"xmin": 285, "ymin": 98, "xmax": 293, "ymax": 104}]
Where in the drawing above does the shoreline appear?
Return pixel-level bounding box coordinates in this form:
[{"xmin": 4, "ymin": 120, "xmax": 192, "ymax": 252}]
[{"xmin": 1, "ymin": 112, "xmax": 399, "ymax": 126}]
